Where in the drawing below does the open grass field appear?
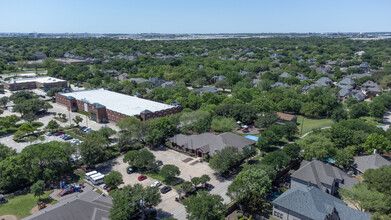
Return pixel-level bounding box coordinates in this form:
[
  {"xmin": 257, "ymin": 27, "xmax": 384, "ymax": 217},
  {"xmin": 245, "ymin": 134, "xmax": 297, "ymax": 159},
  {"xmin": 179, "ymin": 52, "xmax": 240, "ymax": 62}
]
[
  {"xmin": 296, "ymin": 115, "xmax": 334, "ymax": 136},
  {"xmin": 0, "ymin": 190, "xmax": 57, "ymax": 219}
]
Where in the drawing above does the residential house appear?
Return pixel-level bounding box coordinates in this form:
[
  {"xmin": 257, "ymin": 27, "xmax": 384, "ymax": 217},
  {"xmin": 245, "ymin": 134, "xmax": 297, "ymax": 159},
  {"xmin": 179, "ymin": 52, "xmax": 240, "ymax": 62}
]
[
  {"xmin": 361, "ymin": 81, "xmax": 382, "ymax": 97},
  {"xmin": 252, "ymin": 78, "xmax": 261, "ymax": 86},
  {"xmin": 115, "ymin": 73, "xmax": 129, "ymax": 82},
  {"xmin": 277, "ymin": 112, "xmax": 297, "ymax": 123},
  {"xmin": 194, "ymin": 86, "xmax": 218, "ymax": 95},
  {"xmin": 239, "ymin": 70, "xmax": 250, "ymax": 76},
  {"xmin": 149, "ymin": 77, "xmax": 166, "ymax": 86},
  {"xmin": 360, "ymin": 62, "xmax": 370, "ymax": 71},
  {"xmin": 211, "ymin": 75, "xmax": 226, "ymax": 84},
  {"xmin": 336, "ymin": 88, "xmax": 366, "ymax": 102},
  {"xmin": 302, "ymin": 84, "xmax": 317, "ymax": 94},
  {"xmin": 337, "ymin": 78, "xmax": 355, "ymax": 90},
  {"xmin": 271, "ymin": 82, "xmax": 290, "ymax": 88},
  {"xmin": 161, "ymin": 81, "xmax": 176, "ymax": 88},
  {"xmin": 279, "ymin": 72, "xmax": 292, "ymax": 78},
  {"xmin": 170, "ymin": 100, "xmax": 181, "ymax": 107},
  {"xmin": 169, "ymin": 132, "xmax": 256, "ymax": 157},
  {"xmin": 272, "ymin": 186, "xmax": 371, "ymax": 220},
  {"xmin": 352, "ymin": 153, "xmax": 391, "ymax": 174},
  {"xmin": 296, "ymin": 73, "xmax": 309, "ymax": 81},
  {"xmin": 291, "ymin": 160, "xmax": 359, "ymax": 195},
  {"xmin": 315, "ymin": 77, "xmax": 333, "ymax": 87},
  {"xmin": 344, "ymin": 73, "xmax": 373, "ymax": 79},
  {"xmin": 129, "ymin": 78, "xmax": 149, "ymax": 84}
]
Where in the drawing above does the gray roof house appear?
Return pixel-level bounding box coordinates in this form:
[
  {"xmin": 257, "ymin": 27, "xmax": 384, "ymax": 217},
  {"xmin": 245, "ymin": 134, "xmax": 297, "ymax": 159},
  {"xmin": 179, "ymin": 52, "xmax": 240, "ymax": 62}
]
[
  {"xmin": 161, "ymin": 81, "xmax": 176, "ymax": 88},
  {"xmin": 296, "ymin": 73, "xmax": 309, "ymax": 81},
  {"xmin": 115, "ymin": 73, "xmax": 129, "ymax": 82},
  {"xmin": 169, "ymin": 132, "xmax": 256, "ymax": 157},
  {"xmin": 337, "ymin": 89, "xmax": 366, "ymax": 102},
  {"xmin": 361, "ymin": 80, "xmax": 382, "ymax": 97},
  {"xmin": 194, "ymin": 86, "xmax": 218, "ymax": 95},
  {"xmin": 315, "ymin": 77, "xmax": 333, "ymax": 87},
  {"xmin": 129, "ymin": 77, "xmax": 149, "ymax": 84},
  {"xmin": 280, "ymin": 72, "xmax": 292, "ymax": 78},
  {"xmin": 352, "ymin": 154, "xmax": 391, "ymax": 174},
  {"xmin": 25, "ymin": 190, "xmax": 112, "ymax": 220},
  {"xmin": 239, "ymin": 70, "xmax": 250, "ymax": 76},
  {"xmin": 149, "ymin": 77, "xmax": 166, "ymax": 85},
  {"xmin": 271, "ymin": 82, "xmax": 290, "ymax": 88},
  {"xmin": 337, "ymin": 78, "xmax": 355, "ymax": 90},
  {"xmin": 291, "ymin": 160, "xmax": 359, "ymax": 195},
  {"xmin": 211, "ymin": 75, "xmax": 226, "ymax": 84},
  {"xmin": 272, "ymin": 186, "xmax": 371, "ymax": 220}
]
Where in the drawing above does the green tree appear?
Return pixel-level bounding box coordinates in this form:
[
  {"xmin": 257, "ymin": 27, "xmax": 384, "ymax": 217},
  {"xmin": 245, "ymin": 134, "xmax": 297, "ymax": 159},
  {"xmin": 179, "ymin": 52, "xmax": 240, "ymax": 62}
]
[
  {"xmin": 282, "ymin": 143, "xmax": 301, "ymax": 160},
  {"xmin": 363, "ymin": 133, "xmax": 391, "ymax": 154},
  {"xmin": 298, "ymin": 133, "xmax": 335, "ymax": 161},
  {"xmin": 191, "ymin": 177, "xmax": 201, "ymax": 187},
  {"xmin": 0, "ymin": 96, "xmax": 9, "ymax": 108},
  {"xmin": 30, "ymin": 180, "xmax": 45, "ymax": 200},
  {"xmin": 181, "ymin": 181, "xmax": 194, "ymax": 195},
  {"xmin": 0, "ymin": 156, "xmax": 26, "ymax": 193},
  {"xmin": 0, "ymin": 144, "xmax": 16, "ymax": 162},
  {"xmin": 104, "ymin": 171, "xmax": 124, "ymax": 189},
  {"xmin": 331, "ymin": 107, "xmax": 348, "ymax": 122},
  {"xmin": 73, "ymin": 116, "xmax": 83, "ymax": 127},
  {"xmin": 80, "ymin": 132, "xmax": 109, "ymax": 166},
  {"xmin": 349, "ymin": 102, "xmax": 369, "ymax": 119},
  {"xmin": 123, "ymin": 149, "xmax": 156, "ymax": 171},
  {"xmin": 110, "ymin": 184, "xmax": 161, "ymax": 220},
  {"xmin": 0, "ymin": 115, "xmax": 20, "ymax": 129},
  {"xmin": 160, "ymin": 164, "xmax": 181, "ymax": 183},
  {"xmin": 227, "ymin": 167, "xmax": 272, "ymax": 211},
  {"xmin": 183, "ymin": 191, "xmax": 226, "ymax": 220},
  {"xmin": 23, "ymin": 112, "xmax": 38, "ymax": 123},
  {"xmin": 334, "ymin": 149, "xmax": 354, "ymax": 168},
  {"xmin": 209, "ymin": 146, "xmax": 242, "ymax": 173},
  {"xmin": 255, "ymin": 112, "xmax": 279, "ymax": 129},
  {"xmin": 363, "ymin": 165, "xmax": 391, "ymax": 195},
  {"xmin": 283, "ymin": 122, "xmax": 298, "ymax": 140},
  {"xmin": 260, "ymin": 151, "xmax": 291, "ymax": 171},
  {"xmin": 215, "ymin": 80, "xmax": 229, "ymax": 91},
  {"xmin": 199, "ymin": 174, "xmax": 211, "ymax": 188},
  {"xmin": 45, "ymin": 120, "xmax": 60, "ymax": 132},
  {"xmin": 211, "ymin": 117, "xmax": 236, "ymax": 132}
]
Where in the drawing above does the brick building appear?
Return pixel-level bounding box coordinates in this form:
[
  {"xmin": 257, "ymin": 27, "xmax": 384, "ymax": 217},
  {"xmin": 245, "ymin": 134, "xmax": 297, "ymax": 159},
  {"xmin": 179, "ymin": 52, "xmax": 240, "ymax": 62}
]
[
  {"xmin": 55, "ymin": 88, "xmax": 181, "ymax": 123},
  {"xmin": 3, "ymin": 77, "xmax": 67, "ymax": 91}
]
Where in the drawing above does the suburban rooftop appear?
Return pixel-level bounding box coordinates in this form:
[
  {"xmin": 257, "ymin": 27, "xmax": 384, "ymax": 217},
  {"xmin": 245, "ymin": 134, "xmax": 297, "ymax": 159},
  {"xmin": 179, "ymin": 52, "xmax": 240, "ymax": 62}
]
[
  {"xmin": 5, "ymin": 76, "xmax": 66, "ymax": 84},
  {"xmin": 61, "ymin": 88, "xmax": 175, "ymax": 116}
]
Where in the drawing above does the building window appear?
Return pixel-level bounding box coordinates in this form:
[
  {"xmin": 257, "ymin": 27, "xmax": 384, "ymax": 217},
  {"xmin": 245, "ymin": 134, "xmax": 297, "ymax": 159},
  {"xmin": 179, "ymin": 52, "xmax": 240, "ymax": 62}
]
[{"xmin": 273, "ymin": 211, "xmax": 283, "ymax": 219}]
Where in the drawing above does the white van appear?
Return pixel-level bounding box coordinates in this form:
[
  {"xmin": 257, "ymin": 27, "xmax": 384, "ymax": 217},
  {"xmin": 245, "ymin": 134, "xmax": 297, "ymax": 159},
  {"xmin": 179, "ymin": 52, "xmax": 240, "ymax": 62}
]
[
  {"xmin": 91, "ymin": 174, "xmax": 105, "ymax": 185},
  {"xmin": 85, "ymin": 171, "xmax": 98, "ymax": 180}
]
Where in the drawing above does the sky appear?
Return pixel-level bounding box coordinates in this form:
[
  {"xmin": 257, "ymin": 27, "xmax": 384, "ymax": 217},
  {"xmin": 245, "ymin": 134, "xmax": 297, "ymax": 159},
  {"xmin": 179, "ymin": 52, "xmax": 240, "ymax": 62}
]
[{"xmin": 0, "ymin": 0, "xmax": 390, "ymax": 34}]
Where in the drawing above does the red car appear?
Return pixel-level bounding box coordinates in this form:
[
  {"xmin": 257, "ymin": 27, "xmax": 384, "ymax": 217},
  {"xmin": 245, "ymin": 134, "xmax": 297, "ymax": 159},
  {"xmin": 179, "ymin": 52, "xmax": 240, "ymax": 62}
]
[
  {"xmin": 54, "ymin": 131, "xmax": 65, "ymax": 136},
  {"xmin": 138, "ymin": 175, "xmax": 147, "ymax": 181}
]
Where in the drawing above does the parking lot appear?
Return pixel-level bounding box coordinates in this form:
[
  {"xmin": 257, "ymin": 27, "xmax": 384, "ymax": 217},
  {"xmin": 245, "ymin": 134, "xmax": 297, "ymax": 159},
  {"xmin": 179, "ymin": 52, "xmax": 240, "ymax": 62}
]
[{"xmin": 95, "ymin": 148, "xmax": 233, "ymax": 219}]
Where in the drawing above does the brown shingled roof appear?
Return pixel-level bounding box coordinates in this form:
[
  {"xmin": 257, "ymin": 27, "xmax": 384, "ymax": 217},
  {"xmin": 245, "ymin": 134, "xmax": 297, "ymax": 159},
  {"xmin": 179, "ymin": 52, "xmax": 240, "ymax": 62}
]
[{"xmin": 277, "ymin": 112, "xmax": 295, "ymax": 121}]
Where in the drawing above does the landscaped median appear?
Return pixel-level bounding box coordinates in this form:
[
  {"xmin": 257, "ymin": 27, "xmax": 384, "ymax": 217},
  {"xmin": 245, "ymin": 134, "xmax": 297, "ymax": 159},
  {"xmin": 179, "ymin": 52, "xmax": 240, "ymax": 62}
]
[{"xmin": 0, "ymin": 190, "xmax": 57, "ymax": 219}]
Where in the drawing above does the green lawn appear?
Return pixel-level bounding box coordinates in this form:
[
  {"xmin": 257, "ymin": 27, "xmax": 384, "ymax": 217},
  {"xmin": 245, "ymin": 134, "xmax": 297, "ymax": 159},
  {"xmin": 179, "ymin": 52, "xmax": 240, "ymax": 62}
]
[
  {"xmin": 0, "ymin": 190, "xmax": 57, "ymax": 219},
  {"xmin": 296, "ymin": 116, "xmax": 334, "ymax": 136},
  {"xmin": 65, "ymin": 130, "xmax": 85, "ymax": 141}
]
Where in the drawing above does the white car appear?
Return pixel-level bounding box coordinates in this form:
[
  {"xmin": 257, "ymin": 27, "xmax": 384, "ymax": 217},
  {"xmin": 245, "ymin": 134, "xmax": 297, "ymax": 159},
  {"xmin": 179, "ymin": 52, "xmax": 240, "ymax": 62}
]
[{"xmin": 150, "ymin": 181, "xmax": 162, "ymax": 188}]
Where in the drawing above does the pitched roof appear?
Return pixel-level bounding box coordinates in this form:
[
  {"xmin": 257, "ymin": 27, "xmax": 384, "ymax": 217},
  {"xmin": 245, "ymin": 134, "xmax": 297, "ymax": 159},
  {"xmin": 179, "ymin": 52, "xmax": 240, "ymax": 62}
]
[
  {"xmin": 194, "ymin": 86, "xmax": 218, "ymax": 94},
  {"xmin": 315, "ymin": 77, "xmax": 332, "ymax": 86},
  {"xmin": 25, "ymin": 190, "xmax": 112, "ymax": 220},
  {"xmin": 169, "ymin": 132, "xmax": 256, "ymax": 156},
  {"xmin": 280, "ymin": 72, "xmax": 292, "ymax": 78},
  {"xmin": 361, "ymin": 81, "xmax": 382, "ymax": 93},
  {"xmin": 292, "ymin": 160, "xmax": 359, "ymax": 192},
  {"xmin": 337, "ymin": 78, "xmax": 355, "ymax": 89},
  {"xmin": 273, "ymin": 186, "xmax": 371, "ymax": 220},
  {"xmin": 276, "ymin": 112, "xmax": 296, "ymax": 121},
  {"xmin": 296, "ymin": 73, "xmax": 309, "ymax": 81},
  {"xmin": 161, "ymin": 81, "xmax": 176, "ymax": 88},
  {"xmin": 353, "ymin": 154, "xmax": 391, "ymax": 173},
  {"xmin": 271, "ymin": 82, "xmax": 290, "ymax": 88}
]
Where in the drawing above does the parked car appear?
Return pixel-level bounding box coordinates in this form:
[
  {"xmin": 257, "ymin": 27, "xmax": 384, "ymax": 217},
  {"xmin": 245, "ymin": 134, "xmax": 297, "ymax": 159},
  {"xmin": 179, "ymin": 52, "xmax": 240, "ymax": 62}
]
[
  {"xmin": 45, "ymin": 132, "xmax": 52, "ymax": 136},
  {"xmin": 160, "ymin": 186, "xmax": 172, "ymax": 194},
  {"xmin": 79, "ymin": 126, "xmax": 87, "ymax": 131},
  {"xmin": 150, "ymin": 181, "xmax": 162, "ymax": 188},
  {"xmin": 86, "ymin": 129, "xmax": 93, "ymax": 134},
  {"xmin": 155, "ymin": 160, "xmax": 163, "ymax": 167},
  {"xmin": 127, "ymin": 167, "xmax": 136, "ymax": 174},
  {"xmin": 60, "ymin": 134, "xmax": 66, "ymax": 139},
  {"xmin": 138, "ymin": 175, "xmax": 147, "ymax": 181},
  {"xmin": 63, "ymin": 135, "xmax": 73, "ymax": 140},
  {"xmin": 54, "ymin": 131, "xmax": 65, "ymax": 136}
]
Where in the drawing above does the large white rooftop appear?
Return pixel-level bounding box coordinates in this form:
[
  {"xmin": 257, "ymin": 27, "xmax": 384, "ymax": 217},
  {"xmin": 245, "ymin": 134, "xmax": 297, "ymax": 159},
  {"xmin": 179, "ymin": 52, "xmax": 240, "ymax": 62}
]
[
  {"xmin": 63, "ymin": 88, "xmax": 175, "ymax": 116},
  {"xmin": 7, "ymin": 76, "xmax": 66, "ymax": 84}
]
